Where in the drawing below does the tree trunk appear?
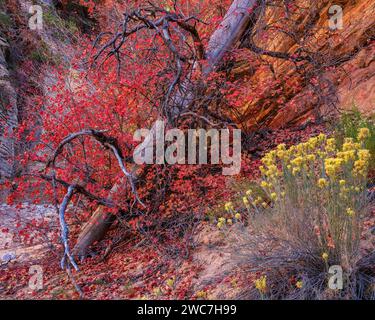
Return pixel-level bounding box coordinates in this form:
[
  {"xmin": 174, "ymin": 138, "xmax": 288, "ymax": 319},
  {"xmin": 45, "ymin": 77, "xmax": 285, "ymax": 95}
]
[
  {"xmin": 73, "ymin": 0, "xmax": 259, "ymax": 258},
  {"xmin": 73, "ymin": 180, "xmax": 123, "ymax": 258}
]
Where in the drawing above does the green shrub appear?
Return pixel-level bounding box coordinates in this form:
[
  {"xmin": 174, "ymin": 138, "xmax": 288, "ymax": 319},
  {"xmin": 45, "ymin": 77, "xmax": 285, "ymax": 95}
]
[
  {"xmin": 30, "ymin": 49, "xmax": 48, "ymax": 63},
  {"xmin": 334, "ymin": 107, "xmax": 375, "ymax": 171},
  {"xmin": 0, "ymin": 12, "xmax": 11, "ymax": 28},
  {"xmin": 44, "ymin": 9, "xmax": 79, "ymax": 37}
]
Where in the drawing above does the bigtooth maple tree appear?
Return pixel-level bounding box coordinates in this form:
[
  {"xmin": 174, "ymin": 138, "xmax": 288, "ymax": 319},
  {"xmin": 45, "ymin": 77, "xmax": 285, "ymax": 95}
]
[{"xmin": 70, "ymin": 0, "xmax": 260, "ymax": 259}]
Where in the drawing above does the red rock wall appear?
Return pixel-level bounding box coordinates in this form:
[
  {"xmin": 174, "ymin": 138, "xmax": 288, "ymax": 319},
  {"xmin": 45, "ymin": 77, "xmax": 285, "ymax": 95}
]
[{"xmin": 236, "ymin": 0, "xmax": 374, "ymax": 129}]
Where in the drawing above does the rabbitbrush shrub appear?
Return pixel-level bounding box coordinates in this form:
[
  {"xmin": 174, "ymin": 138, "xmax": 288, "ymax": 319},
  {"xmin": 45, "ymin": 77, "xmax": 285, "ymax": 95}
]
[{"xmin": 216, "ymin": 128, "xmax": 374, "ymax": 300}]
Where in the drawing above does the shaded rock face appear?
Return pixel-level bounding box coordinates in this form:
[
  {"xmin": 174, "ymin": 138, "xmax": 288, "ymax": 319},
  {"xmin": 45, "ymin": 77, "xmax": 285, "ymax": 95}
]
[
  {"xmin": 0, "ymin": 0, "xmax": 78, "ymax": 184},
  {"xmin": 237, "ymin": 0, "xmax": 374, "ymax": 129},
  {"xmin": 0, "ymin": 35, "xmax": 17, "ymax": 181}
]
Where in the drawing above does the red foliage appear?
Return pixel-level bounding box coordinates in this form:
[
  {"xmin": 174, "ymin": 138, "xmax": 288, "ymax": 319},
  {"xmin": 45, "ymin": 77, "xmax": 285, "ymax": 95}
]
[{"xmin": 5, "ymin": 1, "xmax": 241, "ymax": 252}]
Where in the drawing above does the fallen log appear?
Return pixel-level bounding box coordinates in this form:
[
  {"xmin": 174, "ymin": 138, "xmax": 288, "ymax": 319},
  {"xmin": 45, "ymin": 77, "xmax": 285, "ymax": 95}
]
[{"xmin": 73, "ymin": 181, "xmax": 122, "ymax": 258}]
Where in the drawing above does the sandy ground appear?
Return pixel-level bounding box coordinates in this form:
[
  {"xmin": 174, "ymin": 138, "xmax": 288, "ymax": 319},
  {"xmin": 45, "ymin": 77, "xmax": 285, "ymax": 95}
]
[{"xmin": 0, "ymin": 204, "xmax": 55, "ymax": 265}]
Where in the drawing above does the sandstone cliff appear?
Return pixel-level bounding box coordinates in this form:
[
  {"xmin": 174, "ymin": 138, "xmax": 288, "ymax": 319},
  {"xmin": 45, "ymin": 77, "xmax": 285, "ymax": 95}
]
[{"xmin": 236, "ymin": 0, "xmax": 374, "ymax": 129}]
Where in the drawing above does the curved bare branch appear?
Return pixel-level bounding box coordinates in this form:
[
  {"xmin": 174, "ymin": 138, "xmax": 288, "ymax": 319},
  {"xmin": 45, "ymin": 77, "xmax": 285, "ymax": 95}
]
[{"xmin": 46, "ymin": 129, "xmax": 144, "ymax": 207}]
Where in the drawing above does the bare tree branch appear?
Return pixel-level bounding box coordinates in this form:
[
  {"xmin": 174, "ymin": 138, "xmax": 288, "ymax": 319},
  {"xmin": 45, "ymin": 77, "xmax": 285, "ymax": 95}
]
[
  {"xmin": 57, "ymin": 184, "xmax": 79, "ymax": 271},
  {"xmin": 46, "ymin": 129, "xmax": 144, "ymax": 207}
]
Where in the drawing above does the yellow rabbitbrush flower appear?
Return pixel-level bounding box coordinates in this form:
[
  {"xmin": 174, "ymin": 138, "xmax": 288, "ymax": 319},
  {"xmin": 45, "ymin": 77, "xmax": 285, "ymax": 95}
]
[
  {"xmin": 337, "ymin": 150, "xmax": 356, "ymax": 163},
  {"xmin": 318, "ymin": 178, "xmax": 328, "ymax": 188},
  {"xmin": 358, "ymin": 149, "xmax": 371, "ymax": 162},
  {"xmin": 307, "ymin": 136, "xmax": 319, "ymax": 150},
  {"xmin": 166, "ymin": 277, "xmax": 175, "ymax": 287},
  {"xmin": 342, "ymin": 138, "xmax": 361, "ymax": 152},
  {"xmin": 292, "ymin": 167, "xmax": 300, "ymax": 176},
  {"xmin": 296, "ymin": 281, "xmax": 303, "ymax": 289},
  {"xmin": 276, "ymin": 143, "xmax": 288, "ymax": 160},
  {"xmin": 326, "ymin": 138, "xmax": 336, "ymax": 153},
  {"xmin": 277, "ymin": 143, "xmax": 287, "ymax": 151},
  {"xmin": 254, "ymin": 276, "xmax": 267, "ymax": 294},
  {"xmin": 224, "ymin": 202, "xmax": 234, "ymax": 212},
  {"xmin": 357, "ymin": 127, "xmax": 370, "ymax": 141},
  {"xmin": 217, "ymin": 217, "xmax": 226, "ymax": 229},
  {"xmin": 243, "ymin": 196, "xmax": 249, "ymax": 207},
  {"xmin": 261, "ymin": 151, "xmax": 277, "ymax": 167},
  {"xmin": 346, "ymin": 208, "xmax": 355, "ymax": 217},
  {"xmin": 353, "ymin": 159, "xmax": 368, "ymax": 177},
  {"xmin": 325, "ymin": 158, "xmax": 343, "ymax": 178},
  {"xmin": 196, "ymin": 290, "xmax": 207, "ymax": 299},
  {"xmin": 291, "ymin": 156, "xmax": 304, "ymax": 167},
  {"xmin": 265, "ymin": 165, "xmax": 278, "ymax": 179},
  {"xmin": 317, "ymin": 133, "xmax": 327, "ymax": 142},
  {"xmin": 306, "ymin": 154, "xmax": 316, "ymax": 162},
  {"xmin": 260, "ymin": 181, "xmax": 269, "ymax": 188}
]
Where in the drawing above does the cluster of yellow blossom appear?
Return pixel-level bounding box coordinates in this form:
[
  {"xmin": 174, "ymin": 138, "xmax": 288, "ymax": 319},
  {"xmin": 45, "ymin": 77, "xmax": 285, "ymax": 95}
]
[
  {"xmin": 260, "ymin": 134, "xmax": 327, "ymax": 182},
  {"xmin": 296, "ymin": 281, "xmax": 303, "ymax": 289},
  {"xmin": 358, "ymin": 127, "xmax": 370, "ymax": 141},
  {"xmin": 260, "ymin": 130, "xmax": 371, "ymax": 192},
  {"xmin": 224, "ymin": 202, "xmax": 234, "ymax": 212},
  {"xmin": 166, "ymin": 277, "xmax": 175, "ymax": 288},
  {"xmin": 325, "ymin": 157, "xmax": 343, "ymax": 178},
  {"xmin": 217, "ymin": 202, "xmax": 242, "ymax": 229},
  {"xmin": 252, "ymin": 196, "xmax": 263, "ymax": 207},
  {"xmin": 325, "ymin": 138, "xmax": 336, "ymax": 153},
  {"xmin": 242, "ymin": 196, "xmax": 249, "ymax": 207},
  {"xmin": 243, "ymin": 188, "xmax": 267, "ymax": 212},
  {"xmin": 217, "ymin": 128, "xmax": 371, "ymax": 245},
  {"xmin": 217, "ymin": 217, "xmax": 226, "ymax": 229},
  {"xmin": 346, "ymin": 208, "xmax": 355, "ymax": 217},
  {"xmin": 196, "ymin": 290, "xmax": 208, "ymax": 299},
  {"xmin": 354, "ymin": 149, "xmax": 371, "ymax": 177},
  {"xmin": 153, "ymin": 287, "xmax": 162, "ymax": 296},
  {"xmin": 318, "ymin": 178, "xmax": 328, "ymax": 188},
  {"xmin": 254, "ymin": 275, "xmax": 267, "ymax": 294},
  {"xmin": 342, "ymin": 138, "xmax": 360, "ymax": 151},
  {"xmin": 322, "ymin": 252, "xmax": 329, "ymax": 261},
  {"xmin": 336, "ymin": 150, "xmax": 356, "ymax": 163}
]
